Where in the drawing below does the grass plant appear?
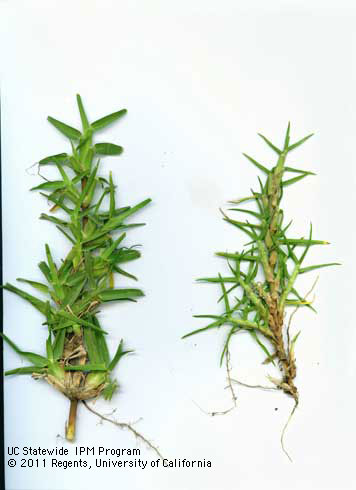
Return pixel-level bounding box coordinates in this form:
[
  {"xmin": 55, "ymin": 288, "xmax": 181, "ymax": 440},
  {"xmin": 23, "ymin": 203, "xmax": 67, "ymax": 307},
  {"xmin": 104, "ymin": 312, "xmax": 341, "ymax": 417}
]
[
  {"xmin": 2, "ymin": 95, "xmax": 153, "ymax": 444},
  {"xmin": 183, "ymin": 124, "xmax": 339, "ymax": 459}
]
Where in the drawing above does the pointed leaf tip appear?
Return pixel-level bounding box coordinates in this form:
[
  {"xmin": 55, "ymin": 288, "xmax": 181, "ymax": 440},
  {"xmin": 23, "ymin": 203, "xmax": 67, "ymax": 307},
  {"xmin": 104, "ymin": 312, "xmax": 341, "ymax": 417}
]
[
  {"xmin": 284, "ymin": 122, "xmax": 291, "ymax": 149},
  {"xmin": 242, "ymin": 153, "xmax": 270, "ymax": 174},
  {"xmin": 287, "ymin": 133, "xmax": 314, "ymax": 152},
  {"xmin": 91, "ymin": 109, "xmax": 127, "ymax": 131},
  {"xmin": 76, "ymin": 94, "xmax": 89, "ymax": 130},
  {"xmin": 47, "ymin": 116, "xmax": 82, "ymax": 140},
  {"xmin": 257, "ymin": 133, "xmax": 282, "ymax": 154}
]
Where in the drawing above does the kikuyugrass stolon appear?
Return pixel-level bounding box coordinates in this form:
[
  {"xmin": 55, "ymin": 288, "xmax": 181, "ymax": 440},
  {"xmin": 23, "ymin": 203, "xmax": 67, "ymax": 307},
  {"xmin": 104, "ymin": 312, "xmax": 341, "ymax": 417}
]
[
  {"xmin": 183, "ymin": 124, "xmax": 339, "ymax": 460},
  {"xmin": 2, "ymin": 95, "xmax": 152, "ymax": 442}
]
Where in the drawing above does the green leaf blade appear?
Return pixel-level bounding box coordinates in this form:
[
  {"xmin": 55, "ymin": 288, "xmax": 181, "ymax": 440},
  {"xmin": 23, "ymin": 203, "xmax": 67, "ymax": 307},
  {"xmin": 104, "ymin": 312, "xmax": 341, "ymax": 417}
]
[
  {"xmin": 94, "ymin": 143, "xmax": 123, "ymax": 156},
  {"xmin": 108, "ymin": 340, "xmax": 133, "ymax": 371},
  {"xmin": 91, "ymin": 109, "xmax": 127, "ymax": 131},
  {"xmin": 98, "ymin": 288, "xmax": 144, "ymax": 302},
  {"xmin": 47, "ymin": 116, "xmax": 82, "ymax": 140}
]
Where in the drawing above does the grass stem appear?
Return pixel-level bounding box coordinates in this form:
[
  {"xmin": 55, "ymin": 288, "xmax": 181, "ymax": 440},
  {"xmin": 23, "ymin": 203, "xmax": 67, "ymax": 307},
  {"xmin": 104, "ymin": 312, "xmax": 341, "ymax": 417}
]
[{"xmin": 66, "ymin": 399, "xmax": 78, "ymax": 441}]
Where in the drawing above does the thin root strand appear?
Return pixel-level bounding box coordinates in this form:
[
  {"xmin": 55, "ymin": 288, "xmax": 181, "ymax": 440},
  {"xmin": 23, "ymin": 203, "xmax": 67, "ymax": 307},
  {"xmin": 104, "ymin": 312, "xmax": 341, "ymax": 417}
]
[
  {"xmin": 193, "ymin": 348, "xmax": 237, "ymax": 417},
  {"xmin": 231, "ymin": 378, "xmax": 279, "ymax": 391},
  {"xmin": 82, "ymin": 401, "xmax": 163, "ymax": 460},
  {"xmin": 281, "ymin": 400, "xmax": 298, "ymax": 463}
]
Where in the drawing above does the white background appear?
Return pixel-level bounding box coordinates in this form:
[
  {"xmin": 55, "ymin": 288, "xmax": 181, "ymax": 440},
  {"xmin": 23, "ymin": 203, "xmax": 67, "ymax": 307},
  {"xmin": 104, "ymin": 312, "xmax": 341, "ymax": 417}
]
[{"xmin": 1, "ymin": 1, "xmax": 356, "ymax": 489}]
